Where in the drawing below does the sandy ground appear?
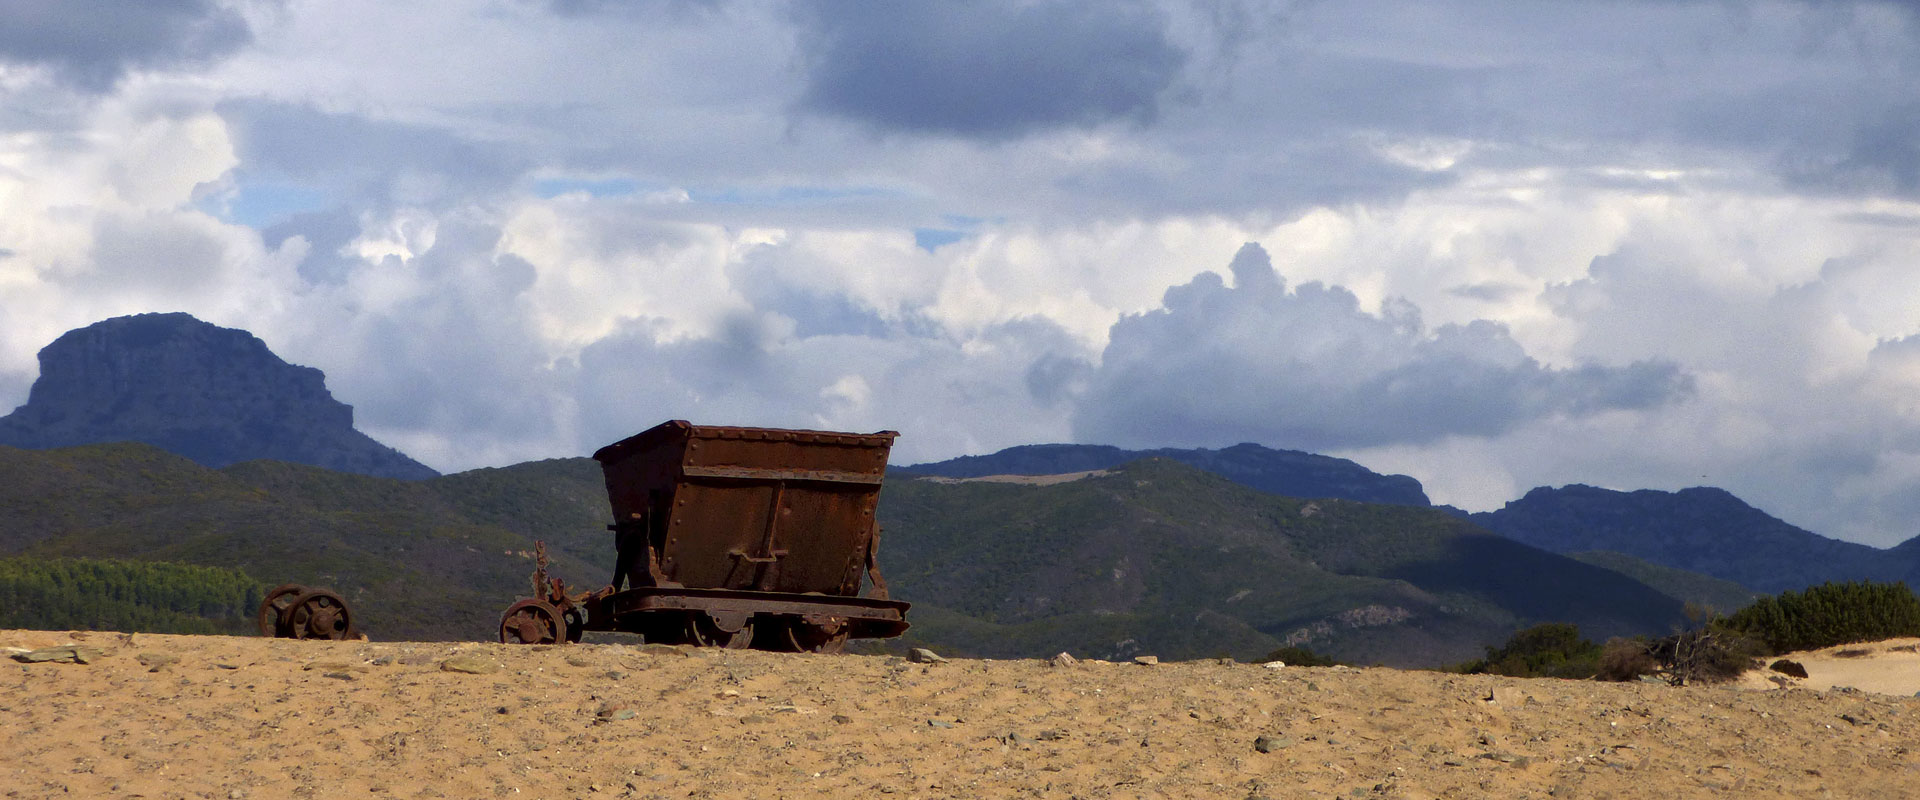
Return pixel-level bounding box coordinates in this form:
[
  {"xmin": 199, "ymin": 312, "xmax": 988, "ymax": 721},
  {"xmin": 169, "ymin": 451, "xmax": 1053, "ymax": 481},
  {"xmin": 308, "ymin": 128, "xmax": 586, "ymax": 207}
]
[
  {"xmin": 6, "ymin": 630, "xmax": 1920, "ymax": 800},
  {"xmin": 1735, "ymin": 637, "xmax": 1920, "ymax": 696}
]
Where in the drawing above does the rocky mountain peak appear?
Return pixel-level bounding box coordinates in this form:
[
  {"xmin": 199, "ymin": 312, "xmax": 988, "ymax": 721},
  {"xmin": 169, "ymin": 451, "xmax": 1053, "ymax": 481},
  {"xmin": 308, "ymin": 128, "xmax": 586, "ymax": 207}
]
[{"xmin": 0, "ymin": 312, "xmax": 437, "ymax": 480}]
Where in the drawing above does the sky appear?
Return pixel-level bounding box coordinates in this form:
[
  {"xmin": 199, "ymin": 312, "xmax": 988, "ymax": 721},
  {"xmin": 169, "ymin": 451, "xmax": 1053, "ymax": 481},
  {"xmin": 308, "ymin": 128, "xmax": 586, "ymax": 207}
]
[{"xmin": 3, "ymin": 1, "xmax": 1920, "ymax": 546}]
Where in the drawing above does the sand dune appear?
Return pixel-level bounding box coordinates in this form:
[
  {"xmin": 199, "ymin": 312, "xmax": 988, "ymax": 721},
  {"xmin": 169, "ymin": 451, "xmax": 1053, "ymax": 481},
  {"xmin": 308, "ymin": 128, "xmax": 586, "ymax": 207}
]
[{"xmin": 5, "ymin": 629, "xmax": 1919, "ymax": 799}]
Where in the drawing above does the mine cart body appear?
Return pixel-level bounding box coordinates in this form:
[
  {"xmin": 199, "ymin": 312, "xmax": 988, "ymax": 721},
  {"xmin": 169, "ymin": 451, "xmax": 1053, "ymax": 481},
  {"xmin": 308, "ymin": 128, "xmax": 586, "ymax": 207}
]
[{"xmin": 500, "ymin": 420, "xmax": 909, "ymax": 651}]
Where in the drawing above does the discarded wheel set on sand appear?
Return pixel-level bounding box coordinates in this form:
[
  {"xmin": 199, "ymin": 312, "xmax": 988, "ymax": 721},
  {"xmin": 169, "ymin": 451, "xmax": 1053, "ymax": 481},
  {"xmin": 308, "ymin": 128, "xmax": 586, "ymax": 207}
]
[{"xmin": 256, "ymin": 583, "xmax": 360, "ymax": 640}]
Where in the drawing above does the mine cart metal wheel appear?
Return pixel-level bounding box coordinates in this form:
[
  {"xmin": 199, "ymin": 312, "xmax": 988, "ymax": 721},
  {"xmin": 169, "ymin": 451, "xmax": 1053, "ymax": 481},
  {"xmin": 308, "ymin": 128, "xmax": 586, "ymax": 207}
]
[
  {"xmin": 685, "ymin": 612, "xmax": 755, "ymax": 649},
  {"xmin": 285, "ymin": 589, "xmax": 354, "ymax": 641},
  {"xmin": 562, "ymin": 608, "xmax": 586, "ymax": 644},
  {"xmin": 756, "ymin": 617, "xmax": 850, "ymax": 654},
  {"xmin": 257, "ymin": 583, "xmax": 308, "ymax": 637},
  {"xmin": 499, "ymin": 599, "xmax": 567, "ymax": 645}
]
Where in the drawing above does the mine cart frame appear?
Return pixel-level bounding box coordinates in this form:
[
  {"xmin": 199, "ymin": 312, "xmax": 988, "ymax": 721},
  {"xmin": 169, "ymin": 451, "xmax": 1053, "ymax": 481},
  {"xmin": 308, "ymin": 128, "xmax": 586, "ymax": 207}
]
[{"xmin": 498, "ymin": 420, "xmax": 909, "ymax": 652}]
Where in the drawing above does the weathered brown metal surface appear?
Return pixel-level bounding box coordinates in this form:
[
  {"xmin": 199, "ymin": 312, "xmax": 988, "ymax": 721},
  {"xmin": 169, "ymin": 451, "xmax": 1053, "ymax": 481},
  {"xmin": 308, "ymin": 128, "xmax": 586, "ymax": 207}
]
[
  {"xmin": 497, "ymin": 420, "xmax": 910, "ymax": 651},
  {"xmin": 594, "ymin": 420, "xmax": 896, "ymax": 598}
]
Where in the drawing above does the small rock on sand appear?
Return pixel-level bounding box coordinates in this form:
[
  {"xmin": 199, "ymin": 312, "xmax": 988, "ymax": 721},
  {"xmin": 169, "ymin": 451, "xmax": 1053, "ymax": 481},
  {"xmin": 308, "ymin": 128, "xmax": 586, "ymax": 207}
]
[
  {"xmin": 440, "ymin": 655, "xmax": 501, "ymax": 675},
  {"xmin": 136, "ymin": 652, "xmax": 181, "ymax": 672},
  {"xmin": 1050, "ymin": 652, "xmax": 1077, "ymax": 668},
  {"xmin": 1254, "ymin": 735, "xmax": 1292, "ymax": 753},
  {"xmin": 908, "ymin": 648, "xmax": 947, "ymax": 664},
  {"xmin": 13, "ymin": 645, "xmax": 107, "ymax": 664}
]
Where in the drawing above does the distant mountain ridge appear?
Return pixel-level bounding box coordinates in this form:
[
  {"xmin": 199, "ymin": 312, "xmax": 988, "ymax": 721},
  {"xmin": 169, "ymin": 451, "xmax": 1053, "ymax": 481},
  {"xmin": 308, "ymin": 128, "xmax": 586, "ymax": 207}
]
[
  {"xmin": 0, "ymin": 313, "xmax": 436, "ymax": 480},
  {"xmin": 0, "ymin": 441, "xmax": 1698, "ymax": 663},
  {"xmin": 901, "ymin": 442, "xmax": 1431, "ymax": 506},
  {"xmin": 1471, "ymin": 484, "xmax": 1908, "ymax": 594}
]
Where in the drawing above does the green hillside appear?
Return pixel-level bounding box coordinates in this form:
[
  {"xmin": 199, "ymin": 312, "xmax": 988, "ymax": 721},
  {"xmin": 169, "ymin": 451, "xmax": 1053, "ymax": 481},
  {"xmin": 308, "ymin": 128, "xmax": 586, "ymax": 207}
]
[
  {"xmin": 0, "ymin": 444, "xmax": 1702, "ymax": 665},
  {"xmin": 1567, "ymin": 550, "xmax": 1763, "ymax": 616},
  {"xmin": 0, "ymin": 443, "xmax": 608, "ymax": 640},
  {"xmin": 877, "ymin": 459, "xmax": 1690, "ymax": 666},
  {"xmin": 0, "ymin": 557, "xmax": 262, "ymax": 635}
]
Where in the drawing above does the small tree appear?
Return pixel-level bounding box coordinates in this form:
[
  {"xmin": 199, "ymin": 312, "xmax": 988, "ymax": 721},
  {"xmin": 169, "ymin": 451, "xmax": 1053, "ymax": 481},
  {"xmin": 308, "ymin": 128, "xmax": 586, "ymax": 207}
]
[
  {"xmin": 1465, "ymin": 622, "xmax": 1602, "ymax": 679},
  {"xmin": 1644, "ymin": 628, "xmax": 1761, "ymax": 686}
]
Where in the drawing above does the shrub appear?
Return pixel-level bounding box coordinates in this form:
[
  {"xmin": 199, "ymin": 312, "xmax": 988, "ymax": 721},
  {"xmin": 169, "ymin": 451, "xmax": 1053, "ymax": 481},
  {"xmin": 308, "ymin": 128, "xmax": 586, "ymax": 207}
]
[
  {"xmin": 1464, "ymin": 622, "xmax": 1602, "ymax": 679},
  {"xmin": 1594, "ymin": 637, "xmax": 1659, "ymax": 682},
  {"xmin": 1719, "ymin": 580, "xmax": 1920, "ymax": 655},
  {"xmin": 1644, "ymin": 628, "xmax": 1762, "ymax": 686},
  {"xmin": 1258, "ymin": 645, "xmax": 1341, "ymax": 667}
]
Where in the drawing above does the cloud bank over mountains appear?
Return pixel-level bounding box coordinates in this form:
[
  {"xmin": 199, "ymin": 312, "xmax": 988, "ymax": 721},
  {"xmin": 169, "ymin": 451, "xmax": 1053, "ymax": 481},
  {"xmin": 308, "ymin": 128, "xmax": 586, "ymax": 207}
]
[{"xmin": 3, "ymin": 0, "xmax": 1920, "ymax": 545}]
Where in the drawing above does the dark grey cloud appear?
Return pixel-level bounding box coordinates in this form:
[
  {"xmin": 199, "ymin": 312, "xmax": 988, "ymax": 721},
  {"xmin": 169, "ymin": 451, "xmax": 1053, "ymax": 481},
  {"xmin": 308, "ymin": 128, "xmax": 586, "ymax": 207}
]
[
  {"xmin": 793, "ymin": 0, "xmax": 1186, "ymax": 138},
  {"xmin": 1783, "ymin": 103, "xmax": 1920, "ymax": 198},
  {"xmin": 220, "ymin": 100, "xmax": 527, "ymax": 208},
  {"xmin": 0, "ymin": 0, "xmax": 253, "ymax": 91},
  {"xmin": 1072, "ymin": 244, "xmax": 1693, "ymax": 452},
  {"xmin": 543, "ymin": 0, "xmax": 723, "ymax": 17}
]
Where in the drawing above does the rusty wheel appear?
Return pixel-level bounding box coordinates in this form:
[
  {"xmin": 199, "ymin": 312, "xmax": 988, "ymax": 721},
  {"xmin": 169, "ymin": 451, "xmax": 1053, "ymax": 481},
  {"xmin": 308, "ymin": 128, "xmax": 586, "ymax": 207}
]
[
  {"xmin": 499, "ymin": 599, "xmax": 566, "ymax": 645},
  {"xmin": 562, "ymin": 608, "xmax": 586, "ymax": 644},
  {"xmin": 285, "ymin": 589, "xmax": 354, "ymax": 640},
  {"xmin": 685, "ymin": 612, "xmax": 754, "ymax": 649},
  {"xmin": 256, "ymin": 583, "xmax": 307, "ymax": 637},
  {"xmin": 760, "ymin": 618, "xmax": 849, "ymax": 654}
]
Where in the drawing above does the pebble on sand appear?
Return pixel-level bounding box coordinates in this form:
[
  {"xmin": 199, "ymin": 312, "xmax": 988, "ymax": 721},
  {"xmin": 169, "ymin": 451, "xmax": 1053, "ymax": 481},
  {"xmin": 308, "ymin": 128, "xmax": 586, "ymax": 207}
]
[{"xmin": 440, "ymin": 655, "xmax": 502, "ymax": 675}]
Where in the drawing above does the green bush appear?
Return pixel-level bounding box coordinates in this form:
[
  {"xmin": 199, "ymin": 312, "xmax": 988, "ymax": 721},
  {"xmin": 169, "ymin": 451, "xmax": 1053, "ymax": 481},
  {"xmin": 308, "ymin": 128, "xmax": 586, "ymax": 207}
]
[
  {"xmin": 1257, "ymin": 645, "xmax": 1342, "ymax": 667},
  {"xmin": 1718, "ymin": 580, "xmax": 1920, "ymax": 654},
  {"xmin": 1460, "ymin": 622, "xmax": 1601, "ymax": 679}
]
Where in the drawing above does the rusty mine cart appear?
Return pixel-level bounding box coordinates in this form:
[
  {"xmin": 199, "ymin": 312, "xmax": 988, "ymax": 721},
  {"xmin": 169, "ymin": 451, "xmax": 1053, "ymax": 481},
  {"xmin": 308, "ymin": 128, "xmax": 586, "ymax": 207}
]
[{"xmin": 497, "ymin": 420, "xmax": 910, "ymax": 653}]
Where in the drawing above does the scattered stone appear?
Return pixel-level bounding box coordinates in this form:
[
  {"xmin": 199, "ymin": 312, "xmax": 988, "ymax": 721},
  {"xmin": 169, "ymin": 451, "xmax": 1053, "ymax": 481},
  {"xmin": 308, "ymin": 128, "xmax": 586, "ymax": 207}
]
[
  {"xmin": 1049, "ymin": 652, "xmax": 1077, "ymax": 668},
  {"xmin": 565, "ymin": 655, "xmax": 593, "ymax": 668},
  {"xmin": 214, "ymin": 663, "xmax": 241, "ymax": 670},
  {"xmin": 1263, "ymin": 661, "xmax": 1286, "ymax": 670},
  {"xmin": 13, "ymin": 645, "xmax": 107, "ymax": 664},
  {"xmin": 594, "ymin": 701, "xmax": 637, "ymax": 722},
  {"xmin": 604, "ymin": 670, "xmax": 628, "ymax": 680},
  {"xmin": 1486, "ymin": 687, "xmax": 1533, "ymax": 706},
  {"xmin": 369, "ymin": 655, "xmax": 394, "ymax": 667},
  {"xmin": 303, "ymin": 660, "xmax": 360, "ymax": 672},
  {"xmin": 1133, "ymin": 656, "xmax": 1160, "ymax": 666},
  {"xmin": 739, "ymin": 714, "xmax": 773, "ymax": 725},
  {"xmin": 397, "ymin": 654, "xmax": 436, "ymax": 666},
  {"xmin": 908, "ymin": 648, "xmax": 947, "ymax": 664},
  {"xmin": 831, "ymin": 714, "xmax": 853, "ymax": 725},
  {"xmin": 636, "ymin": 644, "xmax": 692, "ymax": 657},
  {"xmin": 440, "ymin": 656, "xmax": 501, "ymax": 675},
  {"xmin": 322, "ymin": 672, "xmax": 355, "ymax": 681},
  {"xmin": 1036, "ymin": 729, "xmax": 1066, "ymax": 741},
  {"xmin": 1254, "ymin": 735, "xmax": 1292, "ymax": 753},
  {"xmin": 136, "ymin": 652, "xmax": 180, "ymax": 672},
  {"xmin": 927, "ymin": 719, "xmax": 955, "ymax": 729},
  {"xmin": 1769, "ymin": 659, "xmax": 1809, "ymax": 679}
]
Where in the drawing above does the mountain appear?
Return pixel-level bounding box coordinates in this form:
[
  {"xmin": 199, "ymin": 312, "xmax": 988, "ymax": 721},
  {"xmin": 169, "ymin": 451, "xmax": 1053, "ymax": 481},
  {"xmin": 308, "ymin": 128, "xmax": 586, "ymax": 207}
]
[
  {"xmin": 1563, "ymin": 551, "xmax": 1763, "ymax": 616},
  {"xmin": 878, "ymin": 458, "xmax": 1688, "ymax": 665},
  {"xmin": 900, "ymin": 442, "xmax": 1431, "ymax": 506},
  {"xmin": 0, "ymin": 442, "xmax": 1701, "ymax": 664},
  {"xmin": 1472, "ymin": 484, "xmax": 1904, "ymax": 594},
  {"xmin": 0, "ymin": 441, "xmax": 602, "ymax": 640},
  {"xmin": 0, "ymin": 313, "xmax": 436, "ymax": 480}
]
